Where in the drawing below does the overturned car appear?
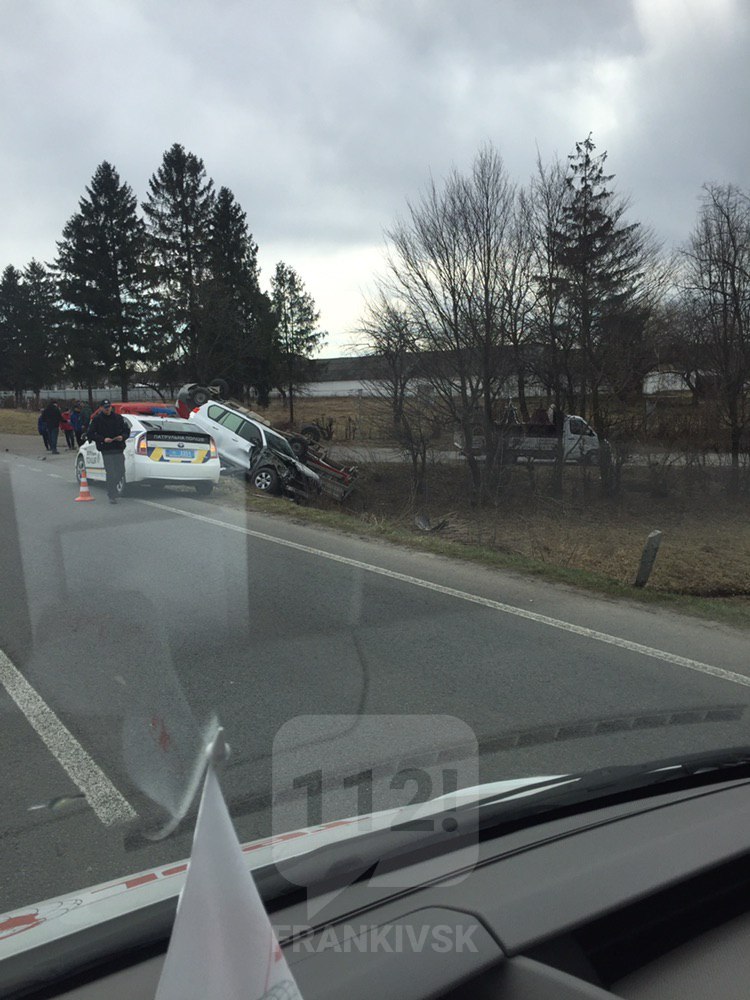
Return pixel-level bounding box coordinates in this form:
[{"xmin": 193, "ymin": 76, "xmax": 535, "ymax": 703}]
[
  {"xmin": 176, "ymin": 383, "xmax": 357, "ymax": 502},
  {"xmin": 178, "ymin": 391, "xmax": 320, "ymax": 501}
]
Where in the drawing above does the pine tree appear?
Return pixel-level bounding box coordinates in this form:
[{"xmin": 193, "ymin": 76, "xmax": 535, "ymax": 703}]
[
  {"xmin": 142, "ymin": 144, "xmax": 215, "ymax": 381},
  {"xmin": 201, "ymin": 186, "xmax": 272, "ymax": 392},
  {"xmin": 270, "ymin": 262, "xmax": 324, "ymax": 424},
  {"xmin": 555, "ymin": 135, "xmax": 646, "ymax": 428},
  {"xmin": 55, "ymin": 161, "xmax": 148, "ymax": 400},
  {"xmin": 0, "ymin": 265, "xmax": 27, "ymax": 402},
  {"xmin": 22, "ymin": 260, "xmax": 60, "ymax": 395}
]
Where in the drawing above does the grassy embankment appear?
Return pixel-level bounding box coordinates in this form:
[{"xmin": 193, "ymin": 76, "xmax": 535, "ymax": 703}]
[{"xmin": 4, "ymin": 401, "xmax": 748, "ymax": 625}]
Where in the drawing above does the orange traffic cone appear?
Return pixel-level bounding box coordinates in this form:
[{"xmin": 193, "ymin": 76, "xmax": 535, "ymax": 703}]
[{"xmin": 75, "ymin": 468, "xmax": 95, "ymax": 502}]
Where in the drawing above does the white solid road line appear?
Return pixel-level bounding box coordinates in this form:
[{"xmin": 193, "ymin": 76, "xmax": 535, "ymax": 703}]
[
  {"xmin": 0, "ymin": 649, "xmax": 137, "ymax": 827},
  {"xmin": 138, "ymin": 499, "xmax": 750, "ymax": 691}
]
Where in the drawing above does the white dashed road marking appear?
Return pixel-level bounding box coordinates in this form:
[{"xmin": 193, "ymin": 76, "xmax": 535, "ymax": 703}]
[
  {"xmin": 0, "ymin": 648, "xmax": 137, "ymax": 826},
  {"xmin": 138, "ymin": 498, "xmax": 750, "ymax": 691}
]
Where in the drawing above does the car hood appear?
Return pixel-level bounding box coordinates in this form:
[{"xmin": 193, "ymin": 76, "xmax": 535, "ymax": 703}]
[{"xmin": 0, "ymin": 774, "xmax": 564, "ymax": 958}]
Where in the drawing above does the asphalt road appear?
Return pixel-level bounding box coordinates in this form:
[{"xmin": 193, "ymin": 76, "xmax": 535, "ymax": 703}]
[{"xmin": 2, "ymin": 444, "xmax": 750, "ymax": 915}]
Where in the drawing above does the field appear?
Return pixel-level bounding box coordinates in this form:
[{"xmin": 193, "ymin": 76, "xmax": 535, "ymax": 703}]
[
  {"xmin": 0, "ymin": 409, "xmax": 38, "ymax": 434},
  {"xmin": 337, "ymin": 462, "xmax": 750, "ymax": 599}
]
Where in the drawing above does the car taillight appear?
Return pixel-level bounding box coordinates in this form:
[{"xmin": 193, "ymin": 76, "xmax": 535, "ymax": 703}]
[
  {"xmin": 136, "ymin": 435, "xmax": 148, "ymax": 455},
  {"xmin": 192, "ymin": 407, "xmax": 200, "ymax": 414},
  {"xmin": 209, "ymin": 437, "xmax": 218, "ymax": 458}
]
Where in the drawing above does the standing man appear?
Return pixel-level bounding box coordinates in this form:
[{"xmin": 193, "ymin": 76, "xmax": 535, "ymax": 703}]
[
  {"xmin": 37, "ymin": 409, "xmax": 50, "ymax": 451},
  {"xmin": 87, "ymin": 400, "xmax": 129, "ymax": 503},
  {"xmin": 41, "ymin": 399, "xmax": 63, "ymax": 455}
]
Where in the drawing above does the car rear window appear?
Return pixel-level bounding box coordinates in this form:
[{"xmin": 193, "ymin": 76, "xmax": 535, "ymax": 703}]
[{"xmin": 141, "ymin": 419, "xmax": 197, "ymax": 434}]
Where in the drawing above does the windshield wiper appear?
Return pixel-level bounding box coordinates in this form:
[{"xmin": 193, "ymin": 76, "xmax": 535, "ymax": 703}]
[{"xmin": 470, "ymin": 744, "xmax": 750, "ymax": 836}]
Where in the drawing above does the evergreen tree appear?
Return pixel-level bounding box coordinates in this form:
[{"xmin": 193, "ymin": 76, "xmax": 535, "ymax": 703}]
[
  {"xmin": 555, "ymin": 134, "xmax": 645, "ymax": 425},
  {"xmin": 552, "ymin": 135, "xmax": 665, "ymax": 493},
  {"xmin": 22, "ymin": 260, "xmax": 60, "ymax": 395},
  {"xmin": 270, "ymin": 262, "xmax": 324, "ymax": 424},
  {"xmin": 142, "ymin": 143, "xmax": 215, "ymax": 381},
  {"xmin": 55, "ymin": 161, "xmax": 148, "ymax": 400},
  {"xmin": 246, "ymin": 290, "xmax": 279, "ymax": 407},
  {"xmin": 201, "ymin": 186, "xmax": 275, "ymax": 394},
  {"xmin": 0, "ymin": 265, "xmax": 27, "ymax": 402}
]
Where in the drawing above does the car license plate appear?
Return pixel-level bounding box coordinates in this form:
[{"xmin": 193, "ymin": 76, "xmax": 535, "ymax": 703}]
[{"xmin": 165, "ymin": 448, "xmax": 194, "ymax": 458}]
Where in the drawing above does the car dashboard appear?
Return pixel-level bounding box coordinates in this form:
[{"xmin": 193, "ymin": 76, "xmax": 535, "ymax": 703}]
[{"xmin": 8, "ymin": 774, "xmax": 750, "ymax": 1000}]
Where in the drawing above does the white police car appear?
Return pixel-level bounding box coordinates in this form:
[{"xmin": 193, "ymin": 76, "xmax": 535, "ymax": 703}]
[{"xmin": 75, "ymin": 415, "xmax": 220, "ymax": 496}]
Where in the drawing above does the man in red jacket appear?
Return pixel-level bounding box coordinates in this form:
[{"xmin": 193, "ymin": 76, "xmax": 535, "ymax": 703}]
[{"xmin": 87, "ymin": 400, "xmax": 129, "ymax": 503}]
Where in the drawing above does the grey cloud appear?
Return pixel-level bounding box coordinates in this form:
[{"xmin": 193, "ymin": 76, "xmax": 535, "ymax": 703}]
[{"xmin": 1, "ymin": 0, "xmax": 748, "ymax": 342}]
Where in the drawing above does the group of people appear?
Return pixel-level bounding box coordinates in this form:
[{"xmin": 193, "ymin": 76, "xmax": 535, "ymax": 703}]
[
  {"xmin": 38, "ymin": 398, "xmax": 129, "ymax": 503},
  {"xmin": 38, "ymin": 400, "xmax": 91, "ymax": 454}
]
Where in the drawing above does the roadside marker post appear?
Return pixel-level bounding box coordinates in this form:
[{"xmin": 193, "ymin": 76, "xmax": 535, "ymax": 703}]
[{"xmin": 634, "ymin": 530, "xmax": 662, "ymax": 588}]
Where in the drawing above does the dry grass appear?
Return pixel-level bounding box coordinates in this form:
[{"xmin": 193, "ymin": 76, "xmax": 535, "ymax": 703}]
[
  {"xmin": 327, "ymin": 461, "xmax": 750, "ymax": 601},
  {"xmin": 254, "ymin": 395, "xmax": 395, "ymax": 443},
  {"xmin": 0, "ymin": 409, "xmax": 38, "ymax": 434},
  {"xmin": 0, "ymin": 396, "xmax": 396, "ymax": 444},
  {"xmin": 209, "ymin": 460, "xmax": 750, "ymax": 626}
]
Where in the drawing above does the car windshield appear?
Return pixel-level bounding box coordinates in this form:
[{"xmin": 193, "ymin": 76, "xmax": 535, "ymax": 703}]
[
  {"xmin": 264, "ymin": 428, "xmax": 295, "ymax": 457},
  {"xmin": 2, "ymin": 0, "xmax": 750, "ymax": 965}
]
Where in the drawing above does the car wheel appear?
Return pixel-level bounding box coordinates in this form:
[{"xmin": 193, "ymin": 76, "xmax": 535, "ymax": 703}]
[
  {"xmin": 208, "ymin": 378, "xmax": 230, "ymax": 399},
  {"xmin": 194, "ymin": 481, "xmax": 214, "ymax": 496},
  {"xmin": 251, "ymin": 467, "xmax": 279, "ymax": 493},
  {"xmin": 75, "ymin": 455, "xmax": 86, "ymax": 483},
  {"xmin": 191, "ymin": 387, "xmax": 211, "ymax": 406},
  {"xmin": 584, "ymin": 450, "xmax": 600, "ymax": 466},
  {"xmin": 301, "ymin": 423, "xmax": 322, "ymax": 443},
  {"xmin": 289, "ymin": 435, "xmax": 309, "ymax": 461}
]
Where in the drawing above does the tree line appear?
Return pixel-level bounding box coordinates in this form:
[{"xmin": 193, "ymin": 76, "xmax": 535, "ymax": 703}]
[
  {"xmin": 0, "ymin": 144, "xmax": 324, "ymax": 411},
  {"xmin": 362, "ymin": 135, "xmax": 750, "ymax": 495}
]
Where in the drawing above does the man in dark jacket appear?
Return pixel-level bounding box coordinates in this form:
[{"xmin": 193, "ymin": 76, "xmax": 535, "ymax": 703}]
[
  {"xmin": 87, "ymin": 400, "xmax": 129, "ymax": 503},
  {"xmin": 37, "ymin": 410, "xmax": 50, "ymax": 451},
  {"xmin": 41, "ymin": 400, "xmax": 63, "ymax": 454},
  {"xmin": 70, "ymin": 402, "xmax": 85, "ymax": 446}
]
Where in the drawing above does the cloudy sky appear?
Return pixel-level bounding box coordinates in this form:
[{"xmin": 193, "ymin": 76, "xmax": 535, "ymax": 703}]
[{"xmin": 2, "ymin": 0, "xmax": 748, "ymax": 356}]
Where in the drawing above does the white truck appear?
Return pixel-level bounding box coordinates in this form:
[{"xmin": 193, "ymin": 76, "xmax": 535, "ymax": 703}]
[{"xmin": 455, "ymin": 414, "xmax": 603, "ymax": 465}]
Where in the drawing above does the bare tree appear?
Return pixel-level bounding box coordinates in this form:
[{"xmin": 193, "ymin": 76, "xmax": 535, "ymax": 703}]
[
  {"xmin": 359, "ymin": 291, "xmax": 420, "ymax": 431},
  {"xmin": 501, "ymin": 190, "xmax": 537, "ymax": 423},
  {"xmin": 526, "ymin": 153, "xmax": 572, "ymax": 495},
  {"xmin": 682, "ymin": 183, "xmax": 750, "ymax": 490},
  {"xmin": 358, "ymin": 292, "xmax": 443, "ymax": 501},
  {"xmin": 383, "ymin": 145, "xmax": 517, "ymax": 497}
]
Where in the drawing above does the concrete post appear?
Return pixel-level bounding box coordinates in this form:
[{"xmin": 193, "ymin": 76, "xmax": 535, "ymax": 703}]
[{"xmin": 634, "ymin": 530, "xmax": 663, "ymax": 588}]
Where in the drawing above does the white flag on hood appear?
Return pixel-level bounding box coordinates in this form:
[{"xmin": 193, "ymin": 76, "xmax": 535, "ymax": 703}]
[{"xmin": 155, "ymin": 762, "xmax": 304, "ymax": 1000}]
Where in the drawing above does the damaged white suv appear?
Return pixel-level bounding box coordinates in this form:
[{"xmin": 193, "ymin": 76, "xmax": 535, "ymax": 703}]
[{"xmin": 188, "ymin": 401, "xmax": 320, "ymax": 501}]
